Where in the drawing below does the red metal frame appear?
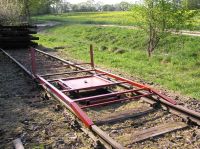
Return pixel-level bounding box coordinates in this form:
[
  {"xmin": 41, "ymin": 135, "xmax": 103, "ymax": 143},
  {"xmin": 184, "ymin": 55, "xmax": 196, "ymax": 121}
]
[{"xmin": 28, "ymin": 47, "xmax": 177, "ymax": 129}]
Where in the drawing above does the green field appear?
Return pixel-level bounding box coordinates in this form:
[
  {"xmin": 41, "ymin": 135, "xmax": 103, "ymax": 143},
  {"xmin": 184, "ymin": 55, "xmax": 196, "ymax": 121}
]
[
  {"xmin": 33, "ymin": 11, "xmax": 200, "ymax": 30},
  {"xmin": 34, "ymin": 12, "xmax": 200, "ymax": 99}
]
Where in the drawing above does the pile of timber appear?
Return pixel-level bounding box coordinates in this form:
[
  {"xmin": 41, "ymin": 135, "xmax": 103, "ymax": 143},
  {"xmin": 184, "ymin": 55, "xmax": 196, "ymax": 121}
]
[{"xmin": 0, "ymin": 25, "xmax": 39, "ymax": 49}]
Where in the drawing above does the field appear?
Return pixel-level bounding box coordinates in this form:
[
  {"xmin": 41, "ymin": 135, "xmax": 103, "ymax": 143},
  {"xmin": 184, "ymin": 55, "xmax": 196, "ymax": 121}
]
[
  {"xmin": 34, "ymin": 11, "xmax": 200, "ymax": 99},
  {"xmin": 34, "ymin": 11, "xmax": 200, "ymax": 30}
]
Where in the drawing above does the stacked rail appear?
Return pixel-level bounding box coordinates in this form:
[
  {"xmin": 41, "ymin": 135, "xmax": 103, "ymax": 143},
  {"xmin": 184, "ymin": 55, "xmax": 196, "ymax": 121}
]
[{"xmin": 0, "ymin": 25, "xmax": 38, "ymax": 49}]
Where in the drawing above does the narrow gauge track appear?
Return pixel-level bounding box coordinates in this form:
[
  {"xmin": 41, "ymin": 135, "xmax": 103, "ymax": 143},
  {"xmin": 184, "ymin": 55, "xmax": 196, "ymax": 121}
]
[{"xmin": 1, "ymin": 47, "xmax": 200, "ymax": 149}]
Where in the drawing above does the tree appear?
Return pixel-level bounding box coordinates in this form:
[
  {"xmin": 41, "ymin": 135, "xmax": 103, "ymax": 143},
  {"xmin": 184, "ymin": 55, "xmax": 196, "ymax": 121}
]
[
  {"xmin": 102, "ymin": 4, "xmax": 116, "ymax": 11},
  {"xmin": 118, "ymin": 1, "xmax": 132, "ymax": 11},
  {"xmin": 187, "ymin": 0, "xmax": 200, "ymax": 9},
  {"xmin": 132, "ymin": 0, "xmax": 198, "ymax": 57},
  {"xmin": 0, "ymin": 0, "xmax": 25, "ymax": 25}
]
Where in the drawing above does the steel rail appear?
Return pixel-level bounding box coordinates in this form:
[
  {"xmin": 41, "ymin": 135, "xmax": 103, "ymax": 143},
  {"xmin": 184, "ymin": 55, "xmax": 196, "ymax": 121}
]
[
  {"xmin": 1, "ymin": 48, "xmax": 124, "ymax": 149},
  {"xmin": 3, "ymin": 47, "xmax": 200, "ymax": 148},
  {"xmin": 0, "ymin": 48, "xmax": 34, "ymax": 78},
  {"xmin": 145, "ymin": 96, "xmax": 200, "ymax": 125},
  {"xmin": 94, "ymin": 69, "xmax": 200, "ymax": 125},
  {"xmin": 35, "ymin": 48, "xmax": 87, "ymax": 70},
  {"xmin": 28, "ymin": 49, "xmax": 200, "ymax": 125}
]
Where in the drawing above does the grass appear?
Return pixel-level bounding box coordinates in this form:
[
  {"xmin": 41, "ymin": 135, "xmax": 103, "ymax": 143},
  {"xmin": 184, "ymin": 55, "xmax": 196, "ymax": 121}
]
[
  {"xmin": 34, "ymin": 12, "xmax": 200, "ymax": 99},
  {"xmin": 33, "ymin": 11, "xmax": 200, "ymax": 30},
  {"xmin": 33, "ymin": 11, "xmax": 139, "ymax": 26}
]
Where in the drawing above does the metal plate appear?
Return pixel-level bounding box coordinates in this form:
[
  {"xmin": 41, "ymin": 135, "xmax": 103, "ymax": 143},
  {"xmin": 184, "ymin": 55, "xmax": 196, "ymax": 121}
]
[{"xmin": 61, "ymin": 76, "xmax": 111, "ymax": 90}]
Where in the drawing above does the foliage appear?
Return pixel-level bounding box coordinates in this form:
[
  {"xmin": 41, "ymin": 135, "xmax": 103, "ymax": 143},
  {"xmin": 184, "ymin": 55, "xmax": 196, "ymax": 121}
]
[
  {"xmin": 131, "ymin": 0, "xmax": 198, "ymax": 57},
  {"xmin": 0, "ymin": 0, "xmax": 25, "ymax": 25},
  {"xmin": 187, "ymin": 0, "xmax": 200, "ymax": 9},
  {"xmin": 0, "ymin": 0, "xmax": 61, "ymax": 25},
  {"xmin": 49, "ymin": 0, "xmax": 133, "ymax": 13},
  {"xmin": 29, "ymin": 0, "xmax": 61, "ymax": 15}
]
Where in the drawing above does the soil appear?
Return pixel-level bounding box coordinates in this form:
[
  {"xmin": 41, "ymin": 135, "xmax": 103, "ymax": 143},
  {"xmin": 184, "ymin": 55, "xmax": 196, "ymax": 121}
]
[{"xmin": 0, "ymin": 52, "xmax": 93, "ymax": 149}]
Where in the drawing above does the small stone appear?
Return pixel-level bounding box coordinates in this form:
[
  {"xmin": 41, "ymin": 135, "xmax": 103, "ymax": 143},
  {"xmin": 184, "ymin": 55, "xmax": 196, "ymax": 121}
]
[
  {"xmin": 23, "ymin": 120, "xmax": 29, "ymax": 125},
  {"xmin": 127, "ymin": 144, "xmax": 132, "ymax": 148},
  {"xmin": 185, "ymin": 138, "xmax": 192, "ymax": 144},
  {"xmin": 57, "ymin": 139, "xmax": 65, "ymax": 144},
  {"xmin": 110, "ymin": 130, "xmax": 118, "ymax": 134},
  {"xmin": 176, "ymin": 135, "xmax": 183, "ymax": 139},
  {"xmin": 54, "ymin": 104, "xmax": 62, "ymax": 112}
]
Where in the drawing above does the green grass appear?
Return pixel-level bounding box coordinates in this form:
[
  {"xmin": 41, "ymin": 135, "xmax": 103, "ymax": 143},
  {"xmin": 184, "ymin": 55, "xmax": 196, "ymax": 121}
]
[
  {"xmin": 37, "ymin": 22, "xmax": 200, "ymax": 99},
  {"xmin": 33, "ymin": 11, "xmax": 139, "ymax": 26},
  {"xmin": 33, "ymin": 11, "xmax": 200, "ymax": 30}
]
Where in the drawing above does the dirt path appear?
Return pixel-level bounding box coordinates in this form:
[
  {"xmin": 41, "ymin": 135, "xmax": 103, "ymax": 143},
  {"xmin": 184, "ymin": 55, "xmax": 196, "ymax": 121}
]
[
  {"xmin": 92, "ymin": 24, "xmax": 200, "ymax": 37},
  {"xmin": 36, "ymin": 21, "xmax": 200, "ymax": 37},
  {"xmin": 0, "ymin": 51, "xmax": 93, "ymax": 149}
]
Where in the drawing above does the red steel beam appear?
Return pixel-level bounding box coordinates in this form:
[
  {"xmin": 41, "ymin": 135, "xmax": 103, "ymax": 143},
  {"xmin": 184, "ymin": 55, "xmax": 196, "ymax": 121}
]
[
  {"xmin": 69, "ymin": 63, "xmax": 91, "ymax": 66},
  {"xmin": 40, "ymin": 69, "xmax": 95, "ymax": 77},
  {"xmin": 37, "ymin": 75, "xmax": 94, "ymax": 127},
  {"xmin": 95, "ymin": 68, "xmax": 177, "ymax": 105},
  {"xmin": 47, "ymin": 73, "xmax": 107, "ymax": 82},
  {"xmin": 80, "ymin": 93, "xmax": 153, "ymax": 109},
  {"xmin": 74, "ymin": 88, "xmax": 146, "ymax": 102}
]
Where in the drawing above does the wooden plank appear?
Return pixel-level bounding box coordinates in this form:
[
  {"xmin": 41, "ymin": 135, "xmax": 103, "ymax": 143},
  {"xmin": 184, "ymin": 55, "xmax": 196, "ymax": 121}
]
[
  {"xmin": 13, "ymin": 138, "xmax": 24, "ymax": 149},
  {"xmin": 91, "ymin": 125, "xmax": 124, "ymax": 149},
  {"xmin": 0, "ymin": 30, "xmax": 37, "ymax": 35},
  {"xmin": 94, "ymin": 106, "xmax": 155, "ymax": 125},
  {"xmin": 0, "ymin": 36, "xmax": 39, "ymax": 41},
  {"xmin": 118, "ymin": 122, "xmax": 187, "ymax": 144}
]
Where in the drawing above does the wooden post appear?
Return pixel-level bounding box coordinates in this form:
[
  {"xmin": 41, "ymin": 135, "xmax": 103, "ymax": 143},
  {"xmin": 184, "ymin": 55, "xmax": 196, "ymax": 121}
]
[{"xmin": 90, "ymin": 44, "xmax": 94, "ymax": 69}]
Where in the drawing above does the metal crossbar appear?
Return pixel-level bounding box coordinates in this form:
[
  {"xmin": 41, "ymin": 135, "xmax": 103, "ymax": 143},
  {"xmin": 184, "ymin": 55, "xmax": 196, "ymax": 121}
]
[
  {"xmin": 74, "ymin": 88, "xmax": 146, "ymax": 102},
  {"xmin": 80, "ymin": 93, "xmax": 153, "ymax": 109},
  {"xmin": 40, "ymin": 69, "xmax": 95, "ymax": 77}
]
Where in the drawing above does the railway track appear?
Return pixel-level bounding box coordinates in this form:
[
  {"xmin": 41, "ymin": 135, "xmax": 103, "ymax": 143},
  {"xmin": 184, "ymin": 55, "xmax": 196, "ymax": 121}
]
[{"xmin": 1, "ymin": 47, "xmax": 200, "ymax": 149}]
